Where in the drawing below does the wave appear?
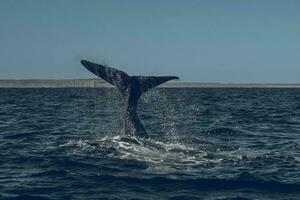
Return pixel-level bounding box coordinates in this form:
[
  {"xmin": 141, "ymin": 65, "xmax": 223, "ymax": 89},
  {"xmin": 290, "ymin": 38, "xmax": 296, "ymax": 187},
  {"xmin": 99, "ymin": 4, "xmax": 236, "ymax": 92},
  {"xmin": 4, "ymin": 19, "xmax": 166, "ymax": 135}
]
[
  {"xmin": 2, "ymin": 195, "xmax": 53, "ymax": 200},
  {"xmin": 57, "ymin": 134, "xmax": 298, "ymax": 175},
  {"xmin": 74, "ymin": 174, "xmax": 300, "ymax": 193},
  {"xmin": 58, "ymin": 135, "xmax": 229, "ymax": 173}
]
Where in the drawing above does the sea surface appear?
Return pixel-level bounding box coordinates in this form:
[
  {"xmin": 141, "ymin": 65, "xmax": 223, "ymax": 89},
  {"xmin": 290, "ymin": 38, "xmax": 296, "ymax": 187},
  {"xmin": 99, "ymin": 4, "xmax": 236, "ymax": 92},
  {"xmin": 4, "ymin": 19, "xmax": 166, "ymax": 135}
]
[{"xmin": 0, "ymin": 88, "xmax": 300, "ymax": 200}]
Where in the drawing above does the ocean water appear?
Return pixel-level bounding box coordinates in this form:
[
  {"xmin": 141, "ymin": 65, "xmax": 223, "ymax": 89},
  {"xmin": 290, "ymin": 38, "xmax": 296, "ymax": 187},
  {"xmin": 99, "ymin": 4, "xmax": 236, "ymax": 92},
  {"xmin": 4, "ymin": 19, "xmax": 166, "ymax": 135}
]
[{"xmin": 0, "ymin": 88, "xmax": 300, "ymax": 200}]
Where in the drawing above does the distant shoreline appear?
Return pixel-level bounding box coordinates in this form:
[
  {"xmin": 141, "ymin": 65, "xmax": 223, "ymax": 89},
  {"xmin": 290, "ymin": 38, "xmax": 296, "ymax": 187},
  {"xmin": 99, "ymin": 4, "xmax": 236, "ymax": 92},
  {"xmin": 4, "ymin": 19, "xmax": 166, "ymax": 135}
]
[{"xmin": 0, "ymin": 79, "xmax": 300, "ymax": 88}]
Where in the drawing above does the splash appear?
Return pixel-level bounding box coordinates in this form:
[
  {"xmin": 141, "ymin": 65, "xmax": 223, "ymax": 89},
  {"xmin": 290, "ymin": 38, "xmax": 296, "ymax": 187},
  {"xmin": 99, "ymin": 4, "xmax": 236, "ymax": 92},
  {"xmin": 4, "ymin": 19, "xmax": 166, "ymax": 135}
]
[{"xmin": 59, "ymin": 134, "xmax": 243, "ymax": 174}]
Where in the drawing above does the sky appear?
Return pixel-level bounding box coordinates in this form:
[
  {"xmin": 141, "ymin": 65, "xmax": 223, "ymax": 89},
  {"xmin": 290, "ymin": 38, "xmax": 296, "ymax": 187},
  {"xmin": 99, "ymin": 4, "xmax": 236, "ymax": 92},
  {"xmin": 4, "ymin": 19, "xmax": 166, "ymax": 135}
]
[{"xmin": 0, "ymin": 0, "xmax": 299, "ymax": 83}]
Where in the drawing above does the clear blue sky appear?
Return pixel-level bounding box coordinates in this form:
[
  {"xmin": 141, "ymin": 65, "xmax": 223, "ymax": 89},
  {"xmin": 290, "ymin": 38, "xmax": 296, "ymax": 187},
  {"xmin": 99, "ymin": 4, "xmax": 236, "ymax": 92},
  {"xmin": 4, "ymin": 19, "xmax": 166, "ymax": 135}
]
[{"xmin": 0, "ymin": 0, "xmax": 299, "ymax": 83}]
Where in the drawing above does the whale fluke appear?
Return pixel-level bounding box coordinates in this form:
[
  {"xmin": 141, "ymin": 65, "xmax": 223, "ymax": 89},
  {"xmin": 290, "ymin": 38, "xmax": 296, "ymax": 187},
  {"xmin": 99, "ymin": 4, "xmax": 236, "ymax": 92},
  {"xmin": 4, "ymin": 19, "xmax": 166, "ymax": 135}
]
[
  {"xmin": 133, "ymin": 76, "xmax": 179, "ymax": 93},
  {"xmin": 81, "ymin": 60, "xmax": 130, "ymax": 94},
  {"xmin": 81, "ymin": 59, "xmax": 179, "ymax": 138}
]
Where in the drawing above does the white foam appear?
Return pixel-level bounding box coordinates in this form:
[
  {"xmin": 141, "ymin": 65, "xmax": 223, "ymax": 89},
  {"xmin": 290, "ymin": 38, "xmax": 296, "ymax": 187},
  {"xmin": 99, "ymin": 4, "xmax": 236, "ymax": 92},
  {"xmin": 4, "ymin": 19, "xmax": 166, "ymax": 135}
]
[{"xmin": 58, "ymin": 134, "xmax": 242, "ymax": 174}]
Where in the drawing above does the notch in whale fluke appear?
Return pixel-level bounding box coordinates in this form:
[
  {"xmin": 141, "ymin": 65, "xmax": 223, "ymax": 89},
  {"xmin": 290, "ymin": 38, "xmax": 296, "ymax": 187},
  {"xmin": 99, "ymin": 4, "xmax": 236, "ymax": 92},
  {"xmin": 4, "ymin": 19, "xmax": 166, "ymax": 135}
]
[{"xmin": 81, "ymin": 59, "xmax": 179, "ymax": 138}]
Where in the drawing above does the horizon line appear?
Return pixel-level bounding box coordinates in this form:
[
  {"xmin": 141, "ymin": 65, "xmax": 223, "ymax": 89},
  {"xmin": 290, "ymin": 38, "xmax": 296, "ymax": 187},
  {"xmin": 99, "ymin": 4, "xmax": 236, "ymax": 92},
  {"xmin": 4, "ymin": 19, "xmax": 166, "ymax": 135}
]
[
  {"xmin": 0, "ymin": 79, "xmax": 300, "ymax": 88},
  {"xmin": 0, "ymin": 78, "xmax": 299, "ymax": 85}
]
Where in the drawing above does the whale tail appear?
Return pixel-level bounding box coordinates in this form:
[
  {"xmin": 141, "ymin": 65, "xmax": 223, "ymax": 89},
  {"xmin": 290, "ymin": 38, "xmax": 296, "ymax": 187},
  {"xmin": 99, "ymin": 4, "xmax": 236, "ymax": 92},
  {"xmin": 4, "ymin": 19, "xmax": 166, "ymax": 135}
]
[
  {"xmin": 80, "ymin": 60, "xmax": 179, "ymax": 94},
  {"xmin": 81, "ymin": 59, "xmax": 179, "ymax": 138}
]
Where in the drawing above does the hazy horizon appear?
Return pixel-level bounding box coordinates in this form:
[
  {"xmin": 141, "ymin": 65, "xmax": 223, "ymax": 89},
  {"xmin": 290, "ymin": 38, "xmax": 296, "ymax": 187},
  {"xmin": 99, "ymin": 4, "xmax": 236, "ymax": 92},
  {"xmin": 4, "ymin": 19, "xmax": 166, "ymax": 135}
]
[
  {"xmin": 0, "ymin": 1, "xmax": 299, "ymax": 83},
  {"xmin": 1, "ymin": 79, "xmax": 300, "ymax": 86}
]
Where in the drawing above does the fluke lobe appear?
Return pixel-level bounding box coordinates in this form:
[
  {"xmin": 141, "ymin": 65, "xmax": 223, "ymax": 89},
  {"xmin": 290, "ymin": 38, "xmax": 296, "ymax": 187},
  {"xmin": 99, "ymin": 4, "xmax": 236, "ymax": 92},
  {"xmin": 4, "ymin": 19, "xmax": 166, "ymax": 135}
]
[{"xmin": 81, "ymin": 60, "xmax": 179, "ymax": 138}]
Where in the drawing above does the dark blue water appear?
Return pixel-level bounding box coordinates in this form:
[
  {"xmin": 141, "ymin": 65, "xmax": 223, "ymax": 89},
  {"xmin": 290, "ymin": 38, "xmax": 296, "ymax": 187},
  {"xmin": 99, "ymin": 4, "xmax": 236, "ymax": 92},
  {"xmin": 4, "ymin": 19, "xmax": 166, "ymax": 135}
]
[{"xmin": 1, "ymin": 88, "xmax": 300, "ymax": 200}]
